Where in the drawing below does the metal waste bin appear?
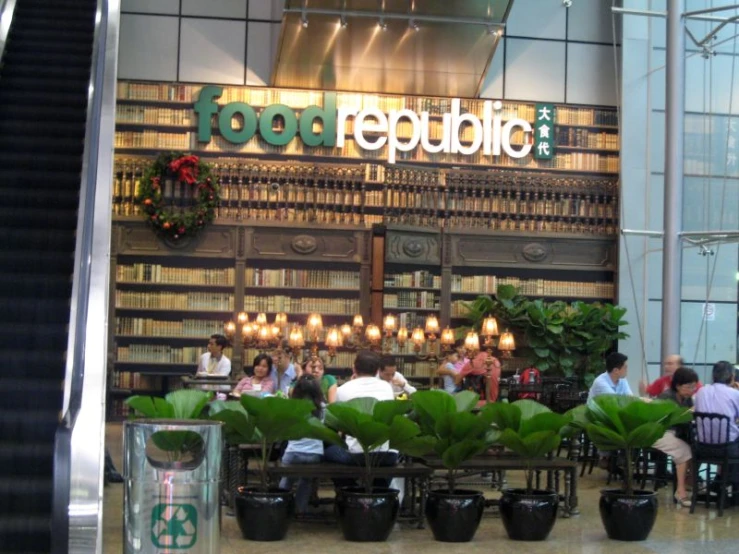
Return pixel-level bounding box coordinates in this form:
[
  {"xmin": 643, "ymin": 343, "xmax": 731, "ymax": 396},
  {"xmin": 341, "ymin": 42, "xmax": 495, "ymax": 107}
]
[{"xmin": 124, "ymin": 420, "xmax": 222, "ymax": 553}]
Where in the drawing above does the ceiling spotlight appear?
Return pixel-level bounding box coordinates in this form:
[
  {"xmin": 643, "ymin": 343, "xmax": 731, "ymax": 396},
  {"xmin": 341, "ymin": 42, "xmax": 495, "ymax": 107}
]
[
  {"xmin": 487, "ymin": 25, "xmax": 497, "ymax": 35},
  {"xmin": 409, "ymin": 19, "xmax": 419, "ymax": 31},
  {"xmin": 301, "ymin": 15, "xmax": 308, "ymax": 28},
  {"xmin": 340, "ymin": 15, "xmax": 348, "ymax": 28},
  {"xmin": 378, "ymin": 18, "xmax": 388, "ymax": 31}
]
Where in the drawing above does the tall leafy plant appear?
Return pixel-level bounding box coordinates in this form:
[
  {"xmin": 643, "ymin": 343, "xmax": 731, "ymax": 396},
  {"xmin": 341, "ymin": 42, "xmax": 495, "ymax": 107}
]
[
  {"xmin": 460, "ymin": 285, "xmax": 628, "ymax": 384},
  {"xmin": 211, "ymin": 396, "xmax": 341, "ymax": 491},
  {"xmin": 410, "ymin": 390, "xmax": 499, "ymax": 493},
  {"xmin": 485, "ymin": 399, "xmax": 571, "ymax": 493},
  {"xmin": 325, "ymin": 398, "xmax": 434, "ymax": 492},
  {"xmin": 570, "ymin": 395, "xmax": 692, "ymax": 494},
  {"xmin": 126, "ymin": 389, "xmax": 212, "ymax": 462}
]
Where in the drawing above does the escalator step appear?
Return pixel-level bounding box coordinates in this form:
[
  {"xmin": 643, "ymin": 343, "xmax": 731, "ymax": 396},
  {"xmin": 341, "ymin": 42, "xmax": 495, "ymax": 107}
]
[
  {"xmin": 0, "ymin": 381, "xmax": 63, "ymax": 411},
  {"xmin": 0, "ymin": 75, "xmax": 91, "ymax": 95},
  {"xmin": 0, "ymin": 152, "xmax": 84, "ymax": 171},
  {"xmin": 0, "ymin": 410, "xmax": 60, "ymax": 442},
  {"xmin": 0, "ymin": 172, "xmax": 82, "ymax": 193},
  {"xmin": 0, "ymin": 478, "xmax": 53, "ymax": 515},
  {"xmin": 12, "ymin": 16, "xmax": 94, "ymax": 33},
  {"xmin": 10, "ymin": 27, "xmax": 93, "ymax": 44},
  {"xmin": 0, "ymin": 106, "xmax": 88, "ymax": 124},
  {"xmin": 0, "ymin": 350, "xmax": 66, "ymax": 379},
  {"xmin": 0, "ymin": 443, "xmax": 54, "ymax": 477},
  {"xmin": 6, "ymin": 38, "xmax": 93, "ymax": 56},
  {"xmin": 0, "ymin": 274, "xmax": 72, "ymax": 299},
  {"xmin": 0, "ymin": 136, "xmax": 84, "ymax": 156},
  {"xmin": 0, "ymin": 90, "xmax": 89, "ymax": 110},
  {"xmin": 0, "ymin": 118, "xmax": 86, "ymax": 138},
  {"xmin": 0, "ymin": 63, "xmax": 91, "ymax": 81},
  {"xmin": 0, "ymin": 516, "xmax": 52, "ymax": 553},
  {"xmin": 0, "ymin": 298, "xmax": 71, "ymax": 324},
  {"xmin": 0, "ymin": 250, "xmax": 76, "ymax": 272},
  {"xmin": 0, "ymin": 323, "xmax": 69, "ymax": 351},
  {"xmin": 2, "ymin": 50, "xmax": 91, "ymax": 68}
]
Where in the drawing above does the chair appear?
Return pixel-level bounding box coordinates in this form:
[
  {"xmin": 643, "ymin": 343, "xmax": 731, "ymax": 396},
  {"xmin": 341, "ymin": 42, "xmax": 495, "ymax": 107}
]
[
  {"xmin": 508, "ymin": 383, "xmax": 545, "ymax": 403},
  {"xmin": 689, "ymin": 412, "xmax": 739, "ymax": 516}
]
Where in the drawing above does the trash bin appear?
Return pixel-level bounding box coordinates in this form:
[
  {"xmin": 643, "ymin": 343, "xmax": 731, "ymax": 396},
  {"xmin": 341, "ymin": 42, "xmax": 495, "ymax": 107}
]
[{"xmin": 124, "ymin": 419, "xmax": 222, "ymax": 553}]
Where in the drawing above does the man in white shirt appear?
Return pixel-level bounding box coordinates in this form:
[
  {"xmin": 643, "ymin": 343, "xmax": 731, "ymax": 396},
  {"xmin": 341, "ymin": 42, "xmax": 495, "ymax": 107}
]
[
  {"xmin": 377, "ymin": 354, "xmax": 417, "ymax": 396},
  {"xmin": 196, "ymin": 334, "xmax": 231, "ymax": 376},
  {"xmin": 325, "ymin": 350, "xmax": 398, "ymax": 485}
]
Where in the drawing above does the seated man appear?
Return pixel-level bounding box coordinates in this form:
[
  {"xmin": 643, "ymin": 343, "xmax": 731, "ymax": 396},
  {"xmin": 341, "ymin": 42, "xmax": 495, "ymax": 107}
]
[
  {"xmin": 270, "ymin": 342, "xmax": 298, "ymax": 396},
  {"xmin": 196, "ymin": 334, "xmax": 231, "ymax": 376},
  {"xmin": 377, "ymin": 354, "xmax": 417, "ymax": 396},
  {"xmin": 324, "ymin": 350, "xmax": 397, "ymax": 485},
  {"xmin": 588, "ymin": 352, "xmax": 632, "ymax": 399}
]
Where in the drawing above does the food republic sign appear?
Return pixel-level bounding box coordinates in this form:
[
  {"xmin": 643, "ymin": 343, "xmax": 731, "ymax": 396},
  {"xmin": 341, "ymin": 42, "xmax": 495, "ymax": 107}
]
[{"xmin": 195, "ymin": 86, "xmax": 544, "ymax": 164}]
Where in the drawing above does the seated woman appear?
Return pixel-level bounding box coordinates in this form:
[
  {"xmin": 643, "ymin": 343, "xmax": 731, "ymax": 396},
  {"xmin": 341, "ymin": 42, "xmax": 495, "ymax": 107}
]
[
  {"xmin": 302, "ymin": 356, "xmax": 338, "ymax": 403},
  {"xmin": 279, "ymin": 374, "xmax": 325, "ymax": 514},
  {"xmin": 232, "ymin": 353, "xmax": 275, "ymax": 396},
  {"xmin": 655, "ymin": 366, "xmax": 699, "ymax": 507},
  {"xmin": 436, "ymin": 350, "xmax": 460, "ymax": 393}
]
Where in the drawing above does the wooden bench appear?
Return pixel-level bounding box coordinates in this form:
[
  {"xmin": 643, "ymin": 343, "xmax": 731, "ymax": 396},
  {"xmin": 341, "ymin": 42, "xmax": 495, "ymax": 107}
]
[
  {"xmin": 247, "ymin": 462, "xmax": 433, "ymax": 528},
  {"xmin": 421, "ymin": 453, "xmax": 580, "ymax": 516}
]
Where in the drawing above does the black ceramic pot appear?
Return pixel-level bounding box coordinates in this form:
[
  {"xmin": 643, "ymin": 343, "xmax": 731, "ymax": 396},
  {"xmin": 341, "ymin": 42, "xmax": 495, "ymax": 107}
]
[
  {"xmin": 499, "ymin": 489, "xmax": 559, "ymax": 541},
  {"xmin": 335, "ymin": 487, "xmax": 399, "ymax": 542},
  {"xmin": 425, "ymin": 489, "xmax": 485, "ymax": 542},
  {"xmin": 599, "ymin": 489, "xmax": 658, "ymax": 541},
  {"xmin": 234, "ymin": 487, "xmax": 293, "ymax": 541}
]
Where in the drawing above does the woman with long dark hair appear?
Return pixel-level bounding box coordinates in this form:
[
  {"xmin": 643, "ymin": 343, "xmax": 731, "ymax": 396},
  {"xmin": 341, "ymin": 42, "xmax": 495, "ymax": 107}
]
[{"xmin": 278, "ymin": 374, "xmax": 325, "ymax": 513}]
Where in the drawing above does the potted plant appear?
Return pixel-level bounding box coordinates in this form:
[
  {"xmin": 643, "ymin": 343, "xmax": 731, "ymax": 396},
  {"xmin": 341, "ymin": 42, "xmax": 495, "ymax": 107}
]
[
  {"xmin": 571, "ymin": 395, "xmax": 692, "ymax": 541},
  {"xmin": 324, "ymin": 397, "xmax": 433, "ymax": 542},
  {"xmin": 409, "ymin": 390, "xmax": 499, "ymax": 542},
  {"xmin": 210, "ymin": 395, "xmax": 340, "ymax": 541},
  {"xmin": 486, "ymin": 399, "xmax": 572, "ymax": 541}
]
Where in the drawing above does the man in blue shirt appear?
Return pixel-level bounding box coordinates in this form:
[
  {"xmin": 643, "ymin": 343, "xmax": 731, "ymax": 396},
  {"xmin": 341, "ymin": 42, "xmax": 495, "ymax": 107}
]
[
  {"xmin": 589, "ymin": 352, "xmax": 633, "ymax": 399},
  {"xmin": 270, "ymin": 343, "xmax": 297, "ymax": 395}
]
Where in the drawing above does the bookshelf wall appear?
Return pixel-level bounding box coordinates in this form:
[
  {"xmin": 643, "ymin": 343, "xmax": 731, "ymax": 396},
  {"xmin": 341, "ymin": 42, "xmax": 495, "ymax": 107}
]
[{"xmin": 108, "ymin": 80, "xmax": 621, "ymax": 414}]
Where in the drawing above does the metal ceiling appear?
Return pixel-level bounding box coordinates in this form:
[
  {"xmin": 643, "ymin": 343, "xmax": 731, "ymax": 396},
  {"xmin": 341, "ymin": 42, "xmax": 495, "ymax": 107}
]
[{"xmin": 273, "ymin": 1, "xmax": 514, "ymax": 97}]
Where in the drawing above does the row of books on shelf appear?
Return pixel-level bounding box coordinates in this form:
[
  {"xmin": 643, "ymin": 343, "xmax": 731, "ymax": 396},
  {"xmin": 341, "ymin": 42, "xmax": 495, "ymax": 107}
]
[
  {"xmin": 110, "ymin": 371, "xmax": 163, "ymax": 390},
  {"xmin": 116, "ymin": 82, "xmax": 617, "ymax": 128},
  {"xmin": 555, "ymin": 128, "xmax": 618, "ymax": 151},
  {"xmin": 116, "ymin": 345, "xmax": 231, "ymax": 364},
  {"xmin": 384, "ymin": 271, "xmax": 441, "ymax": 289},
  {"xmin": 450, "ymin": 276, "xmax": 615, "ymax": 298},
  {"xmin": 383, "ymin": 292, "xmax": 440, "ymax": 310},
  {"xmin": 114, "ymin": 130, "xmax": 619, "ymax": 173},
  {"xmin": 117, "ymin": 104, "xmax": 192, "ymax": 126},
  {"xmin": 395, "ymin": 359, "xmax": 439, "ymax": 379},
  {"xmin": 116, "ymin": 317, "xmax": 226, "ymax": 337},
  {"xmin": 219, "ymin": 182, "xmax": 366, "ymax": 207},
  {"xmin": 245, "ymin": 268, "xmax": 360, "ymax": 290},
  {"xmin": 243, "ymin": 296, "xmax": 360, "ymax": 315},
  {"xmin": 115, "ymin": 291, "xmax": 234, "ymax": 311},
  {"xmin": 117, "ymin": 264, "xmax": 235, "ymax": 286},
  {"xmin": 109, "ymin": 400, "xmax": 131, "ymax": 418}
]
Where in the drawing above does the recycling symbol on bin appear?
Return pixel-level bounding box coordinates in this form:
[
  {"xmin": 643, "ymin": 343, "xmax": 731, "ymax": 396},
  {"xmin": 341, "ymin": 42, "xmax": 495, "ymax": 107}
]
[{"xmin": 150, "ymin": 503, "xmax": 197, "ymax": 549}]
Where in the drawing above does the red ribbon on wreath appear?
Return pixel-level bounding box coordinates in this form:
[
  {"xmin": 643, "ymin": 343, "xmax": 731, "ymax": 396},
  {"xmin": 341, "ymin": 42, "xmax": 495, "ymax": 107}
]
[{"xmin": 168, "ymin": 155, "xmax": 200, "ymax": 184}]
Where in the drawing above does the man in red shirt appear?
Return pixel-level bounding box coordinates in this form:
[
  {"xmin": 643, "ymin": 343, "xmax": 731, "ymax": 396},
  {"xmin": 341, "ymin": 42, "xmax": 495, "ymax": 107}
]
[{"xmin": 639, "ymin": 354, "xmax": 683, "ymax": 397}]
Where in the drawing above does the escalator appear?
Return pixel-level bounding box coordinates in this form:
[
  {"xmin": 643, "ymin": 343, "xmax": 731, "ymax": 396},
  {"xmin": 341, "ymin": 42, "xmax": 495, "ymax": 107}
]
[{"xmin": 0, "ymin": 0, "xmax": 106, "ymax": 551}]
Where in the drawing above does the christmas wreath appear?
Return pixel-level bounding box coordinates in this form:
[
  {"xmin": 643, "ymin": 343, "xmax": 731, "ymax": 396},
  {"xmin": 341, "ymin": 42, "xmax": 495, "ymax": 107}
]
[{"xmin": 137, "ymin": 152, "xmax": 219, "ymax": 242}]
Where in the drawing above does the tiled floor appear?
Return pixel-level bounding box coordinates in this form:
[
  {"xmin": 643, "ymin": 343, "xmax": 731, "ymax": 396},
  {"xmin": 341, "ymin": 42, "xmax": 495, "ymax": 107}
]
[{"xmin": 104, "ymin": 423, "xmax": 739, "ymax": 553}]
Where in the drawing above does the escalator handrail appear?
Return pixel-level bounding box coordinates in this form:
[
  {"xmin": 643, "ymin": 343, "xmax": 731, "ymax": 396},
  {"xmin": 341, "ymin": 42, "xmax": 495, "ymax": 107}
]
[
  {"xmin": 51, "ymin": 0, "xmax": 119, "ymax": 552},
  {"xmin": 0, "ymin": 0, "xmax": 18, "ymax": 63}
]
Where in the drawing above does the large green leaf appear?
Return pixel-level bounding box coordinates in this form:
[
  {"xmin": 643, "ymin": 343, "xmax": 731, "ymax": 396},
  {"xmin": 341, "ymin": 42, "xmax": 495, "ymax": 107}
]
[
  {"xmin": 619, "ymin": 399, "xmax": 688, "ymax": 432},
  {"xmin": 411, "ymin": 390, "xmax": 457, "ymax": 435},
  {"xmin": 441, "ymin": 439, "xmax": 489, "ymax": 469},
  {"xmin": 125, "ymin": 395, "xmax": 174, "ymax": 418},
  {"xmin": 519, "ymin": 412, "xmax": 570, "ymax": 439},
  {"xmin": 625, "ymin": 422, "xmax": 665, "ymax": 449},
  {"xmin": 388, "ymin": 416, "xmax": 436, "ymax": 458},
  {"xmin": 325, "ymin": 403, "xmax": 389, "ymax": 452},
  {"xmin": 586, "ymin": 395, "xmax": 632, "ymax": 435},
  {"xmin": 513, "ymin": 399, "xmax": 553, "ymax": 422},
  {"xmin": 454, "ymin": 391, "xmax": 480, "ymax": 413},
  {"xmin": 373, "ymin": 399, "xmax": 413, "ymax": 426},
  {"xmin": 165, "ymin": 389, "xmax": 212, "ymax": 419},
  {"xmin": 150, "ymin": 430, "xmax": 203, "ymax": 455},
  {"xmin": 482, "ymin": 402, "xmax": 521, "ymax": 432},
  {"xmin": 585, "ymin": 423, "xmax": 627, "ymax": 451},
  {"xmin": 210, "ymin": 407, "xmax": 259, "ymax": 445},
  {"xmin": 240, "ymin": 395, "xmax": 325, "ymax": 444},
  {"xmin": 499, "ymin": 429, "xmax": 561, "ymax": 459},
  {"xmin": 342, "ymin": 397, "xmax": 378, "ymax": 416},
  {"xmin": 209, "ymin": 400, "xmax": 246, "ymax": 417}
]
